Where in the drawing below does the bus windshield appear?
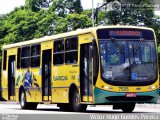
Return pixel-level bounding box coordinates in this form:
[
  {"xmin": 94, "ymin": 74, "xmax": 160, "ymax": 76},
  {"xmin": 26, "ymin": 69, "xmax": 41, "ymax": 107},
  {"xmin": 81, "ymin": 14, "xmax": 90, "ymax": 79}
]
[{"xmin": 97, "ymin": 28, "xmax": 157, "ymax": 84}]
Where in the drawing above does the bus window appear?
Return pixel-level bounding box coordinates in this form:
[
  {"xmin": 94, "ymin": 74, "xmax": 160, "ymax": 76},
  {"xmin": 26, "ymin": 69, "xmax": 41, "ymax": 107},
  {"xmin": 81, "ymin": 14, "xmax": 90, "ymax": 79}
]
[
  {"xmin": 141, "ymin": 44, "xmax": 151, "ymax": 63},
  {"xmin": 53, "ymin": 39, "xmax": 64, "ymax": 65},
  {"xmin": 3, "ymin": 50, "xmax": 7, "ymax": 70},
  {"xmin": 31, "ymin": 44, "xmax": 40, "ymax": 67},
  {"xmin": 17, "ymin": 48, "xmax": 21, "ymax": 69},
  {"xmin": 54, "ymin": 39, "xmax": 64, "ymax": 52},
  {"xmin": 65, "ymin": 37, "xmax": 78, "ymax": 51},
  {"xmin": 65, "ymin": 37, "xmax": 78, "ymax": 64},
  {"xmin": 21, "ymin": 46, "xmax": 30, "ymax": 68},
  {"xmin": 98, "ymin": 28, "xmax": 157, "ymax": 84}
]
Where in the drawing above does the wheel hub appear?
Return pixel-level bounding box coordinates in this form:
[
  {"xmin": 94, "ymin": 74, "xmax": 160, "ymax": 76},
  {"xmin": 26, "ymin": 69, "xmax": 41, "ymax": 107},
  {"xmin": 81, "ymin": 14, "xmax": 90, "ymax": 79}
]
[
  {"xmin": 74, "ymin": 93, "xmax": 80, "ymax": 107},
  {"xmin": 21, "ymin": 92, "xmax": 25, "ymax": 107}
]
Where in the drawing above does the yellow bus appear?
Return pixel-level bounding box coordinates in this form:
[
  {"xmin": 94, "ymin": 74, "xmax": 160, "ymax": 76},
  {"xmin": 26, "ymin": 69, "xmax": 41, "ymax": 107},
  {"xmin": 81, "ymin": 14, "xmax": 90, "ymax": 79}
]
[{"xmin": 0, "ymin": 26, "xmax": 159, "ymax": 113}]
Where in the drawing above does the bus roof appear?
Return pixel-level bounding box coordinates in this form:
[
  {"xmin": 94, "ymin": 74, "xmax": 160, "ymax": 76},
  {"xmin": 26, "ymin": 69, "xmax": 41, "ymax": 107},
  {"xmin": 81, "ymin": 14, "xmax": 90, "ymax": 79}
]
[{"xmin": 2, "ymin": 25, "xmax": 154, "ymax": 49}]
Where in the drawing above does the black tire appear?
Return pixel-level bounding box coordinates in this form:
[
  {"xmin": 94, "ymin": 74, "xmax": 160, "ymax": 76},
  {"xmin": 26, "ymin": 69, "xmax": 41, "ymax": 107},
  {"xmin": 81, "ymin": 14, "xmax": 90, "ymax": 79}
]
[
  {"xmin": 19, "ymin": 89, "xmax": 37, "ymax": 110},
  {"xmin": 69, "ymin": 89, "xmax": 87, "ymax": 112},
  {"xmin": 121, "ymin": 103, "xmax": 135, "ymax": 113}
]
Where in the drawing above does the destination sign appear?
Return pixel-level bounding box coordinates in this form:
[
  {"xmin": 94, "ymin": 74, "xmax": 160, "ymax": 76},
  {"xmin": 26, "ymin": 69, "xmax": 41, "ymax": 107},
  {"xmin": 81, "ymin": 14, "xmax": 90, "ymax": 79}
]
[
  {"xmin": 109, "ymin": 31, "xmax": 142, "ymax": 37},
  {"xmin": 97, "ymin": 28, "xmax": 154, "ymax": 40}
]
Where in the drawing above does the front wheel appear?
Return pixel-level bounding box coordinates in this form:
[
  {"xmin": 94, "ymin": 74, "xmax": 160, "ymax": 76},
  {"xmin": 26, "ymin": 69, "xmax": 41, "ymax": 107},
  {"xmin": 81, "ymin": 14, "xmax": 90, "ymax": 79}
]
[
  {"xmin": 20, "ymin": 89, "xmax": 27, "ymax": 109},
  {"xmin": 19, "ymin": 89, "xmax": 37, "ymax": 109},
  {"xmin": 121, "ymin": 103, "xmax": 135, "ymax": 113},
  {"xmin": 69, "ymin": 89, "xmax": 87, "ymax": 112}
]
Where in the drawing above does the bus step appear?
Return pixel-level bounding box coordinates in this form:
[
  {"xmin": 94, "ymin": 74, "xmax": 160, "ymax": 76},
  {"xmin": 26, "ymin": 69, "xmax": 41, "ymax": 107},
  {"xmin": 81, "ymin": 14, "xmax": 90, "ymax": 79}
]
[
  {"xmin": 42, "ymin": 101, "xmax": 51, "ymax": 105},
  {"xmin": 80, "ymin": 102, "xmax": 93, "ymax": 104},
  {"xmin": 90, "ymin": 105, "xmax": 96, "ymax": 107}
]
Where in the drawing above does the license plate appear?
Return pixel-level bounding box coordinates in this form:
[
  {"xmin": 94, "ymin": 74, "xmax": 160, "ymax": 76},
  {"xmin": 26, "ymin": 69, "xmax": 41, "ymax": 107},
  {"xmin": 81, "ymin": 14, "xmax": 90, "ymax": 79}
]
[{"xmin": 126, "ymin": 93, "xmax": 136, "ymax": 97}]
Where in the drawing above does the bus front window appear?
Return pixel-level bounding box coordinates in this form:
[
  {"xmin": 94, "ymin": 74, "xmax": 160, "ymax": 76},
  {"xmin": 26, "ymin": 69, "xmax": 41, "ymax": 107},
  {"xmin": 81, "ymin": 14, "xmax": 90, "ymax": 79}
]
[
  {"xmin": 100, "ymin": 40, "xmax": 130, "ymax": 81},
  {"xmin": 99, "ymin": 40, "xmax": 157, "ymax": 83}
]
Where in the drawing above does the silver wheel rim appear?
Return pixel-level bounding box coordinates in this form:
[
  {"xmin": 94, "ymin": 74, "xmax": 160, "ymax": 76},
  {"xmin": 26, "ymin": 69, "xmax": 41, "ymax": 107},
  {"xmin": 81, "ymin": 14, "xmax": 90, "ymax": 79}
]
[
  {"xmin": 21, "ymin": 92, "xmax": 25, "ymax": 107},
  {"xmin": 74, "ymin": 93, "xmax": 80, "ymax": 107}
]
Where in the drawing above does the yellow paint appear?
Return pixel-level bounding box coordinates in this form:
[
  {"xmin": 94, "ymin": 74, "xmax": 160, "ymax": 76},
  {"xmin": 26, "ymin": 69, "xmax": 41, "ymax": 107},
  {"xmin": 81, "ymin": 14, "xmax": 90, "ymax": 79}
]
[
  {"xmin": 15, "ymin": 89, "xmax": 19, "ymax": 102},
  {"xmin": 78, "ymin": 34, "xmax": 93, "ymax": 44},
  {"xmin": 43, "ymin": 96, "xmax": 48, "ymax": 101},
  {"xmin": 89, "ymin": 96, "xmax": 93, "ymax": 102},
  {"xmin": 82, "ymin": 96, "xmax": 93, "ymax": 102},
  {"xmin": 52, "ymin": 88, "xmax": 69, "ymax": 103},
  {"xmin": 42, "ymin": 96, "xmax": 51, "ymax": 101},
  {"xmin": 41, "ymin": 41, "xmax": 53, "ymax": 50},
  {"xmin": 9, "ymin": 96, "xmax": 14, "ymax": 100},
  {"xmin": 83, "ymin": 96, "xmax": 88, "ymax": 101},
  {"xmin": 96, "ymin": 77, "xmax": 159, "ymax": 93},
  {"xmin": 14, "ymin": 68, "xmax": 42, "ymax": 103},
  {"xmin": 2, "ymin": 89, "xmax": 8, "ymax": 100},
  {"xmin": 1, "ymin": 48, "xmax": 17, "ymax": 101},
  {"xmin": 7, "ymin": 48, "xmax": 17, "ymax": 56}
]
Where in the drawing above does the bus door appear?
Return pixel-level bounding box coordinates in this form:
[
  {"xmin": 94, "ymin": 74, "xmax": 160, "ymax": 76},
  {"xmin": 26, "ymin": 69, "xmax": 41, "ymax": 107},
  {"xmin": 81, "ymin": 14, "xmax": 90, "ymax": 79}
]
[
  {"xmin": 80, "ymin": 43, "xmax": 93, "ymax": 102},
  {"xmin": 42, "ymin": 49, "xmax": 52, "ymax": 101},
  {"xmin": 8, "ymin": 55, "xmax": 16, "ymax": 101}
]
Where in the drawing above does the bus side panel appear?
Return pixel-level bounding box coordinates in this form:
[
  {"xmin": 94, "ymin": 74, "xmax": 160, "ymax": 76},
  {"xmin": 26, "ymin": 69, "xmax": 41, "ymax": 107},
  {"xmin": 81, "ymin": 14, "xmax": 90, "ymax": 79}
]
[
  {"xmin": 78, "ymin": 34, "xmax": 93, "ymax": 44},
  {"xmin": 52, "ymin": 65, "xmax": 80, "ymax": 103},
  {"xmin": 52, "ymin": 66, "xmax": 70, "ymax": 103},
  {"xmin": 1, "ymin": 50, "xmax": 6, "ymax": 101},
  {"xmin": 15, "ymin": 68, "xmax": 42, "ymax": 102},
  {"xmin": 1, "ymin": 70, "xmax": 8, "ymax": 101},
  {"xmin": 2, "ymin": 48, "xmax": 17, "ymax": 101},
  {"xmin": 15, "ymin": 69, "xmax": 21, "ymax": 102},
  {"xmin": 78, "ymin": 33, "xmax": 94, "ymax": 103},
  {"xmin": 52, "ymin": 37, "xmax": 80, "ymax": 103},
  {"xmin": 1, "ymin": 50, "xmax": 9, "ymax": 101},
  {"xmin": 30, "ymin": 68, "xmax": 42, "ymax": 102}
]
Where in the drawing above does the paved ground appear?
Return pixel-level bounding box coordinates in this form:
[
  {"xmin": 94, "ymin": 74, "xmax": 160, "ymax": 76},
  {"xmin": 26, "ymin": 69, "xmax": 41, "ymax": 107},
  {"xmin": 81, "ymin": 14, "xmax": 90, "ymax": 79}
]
[
  {"xmin": 0, "ymin": 102, "xmax": 160, "ymax": 114},
  {"xmin": 1, "ymin": 103, "xmax": 160, "ymax": 120}
]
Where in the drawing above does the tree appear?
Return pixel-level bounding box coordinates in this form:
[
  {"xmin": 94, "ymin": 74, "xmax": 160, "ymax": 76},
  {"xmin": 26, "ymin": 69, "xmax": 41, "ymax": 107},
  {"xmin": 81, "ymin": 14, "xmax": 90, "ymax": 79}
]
[
  {"xmin": 50, "ymin": 0, "xmax": 83, "ymax": 16},
  {"xmin": 35, "ymin": 10, "xmax": 59, "ymax": 37},
  {"xmin": 97, "ymin": 0, "xmax": 154, "ymax": 26},
  {"xmin": 25, "ymin": 0, "xmax": 53, "ymax": 12},
  {"xmin": 54, "ymin": 13, "xmax": 92, "ymax": 34},
  {"xmin": 0, "ymin": 0, "xmax": 87, "ymax": 45}
]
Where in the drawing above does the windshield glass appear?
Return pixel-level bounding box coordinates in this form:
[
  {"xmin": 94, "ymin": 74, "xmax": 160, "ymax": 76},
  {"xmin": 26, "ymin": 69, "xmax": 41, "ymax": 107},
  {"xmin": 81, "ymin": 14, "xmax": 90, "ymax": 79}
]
[
  {"xmin": 100, "ymin": 40, "xmax": 157, "ymax": 82},
  {"xmin": 97, "ymin": 28, "xmax": 157, "ymax": 84}
]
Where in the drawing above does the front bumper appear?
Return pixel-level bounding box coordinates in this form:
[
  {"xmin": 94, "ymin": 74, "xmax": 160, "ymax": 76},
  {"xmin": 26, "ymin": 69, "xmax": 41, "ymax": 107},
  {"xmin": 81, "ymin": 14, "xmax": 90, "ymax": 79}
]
[{"xmin": 94, "ymin": 87, "xmax": 159, "ymax": 104}]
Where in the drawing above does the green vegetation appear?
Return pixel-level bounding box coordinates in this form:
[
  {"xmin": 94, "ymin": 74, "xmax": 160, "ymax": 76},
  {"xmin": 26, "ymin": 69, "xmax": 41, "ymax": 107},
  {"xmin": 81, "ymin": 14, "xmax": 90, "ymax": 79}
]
[{"xmin": 0, "ymin": 0, "xmax": 160, "ymax": 73}]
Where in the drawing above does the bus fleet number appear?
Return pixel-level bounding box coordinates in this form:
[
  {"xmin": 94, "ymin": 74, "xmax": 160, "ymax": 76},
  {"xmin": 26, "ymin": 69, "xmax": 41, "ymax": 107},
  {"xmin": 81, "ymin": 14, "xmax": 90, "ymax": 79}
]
[{"xmin": 119, "ymin": 86, "xmax": 129, "ymax": 92}]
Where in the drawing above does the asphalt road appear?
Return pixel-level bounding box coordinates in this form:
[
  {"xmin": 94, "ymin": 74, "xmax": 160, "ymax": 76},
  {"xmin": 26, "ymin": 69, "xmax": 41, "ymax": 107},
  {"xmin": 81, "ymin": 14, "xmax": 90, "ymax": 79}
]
[
  {"xmin": 0, "ymin": 102, "xmax": 160, "ymax": 114},
  {"xmin": 0, "ymin": 103, "xmax": 160, "ymax": 120}
]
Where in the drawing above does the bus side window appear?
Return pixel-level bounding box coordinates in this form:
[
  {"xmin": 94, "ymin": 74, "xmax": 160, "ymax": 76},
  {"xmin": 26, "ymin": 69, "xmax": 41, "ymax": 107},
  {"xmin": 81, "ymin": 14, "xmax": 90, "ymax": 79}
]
[
  {"xmin": 31, "ymin": 44, "xmax": 41, "ymax": 67},
  {"xmin": 17, "ymin": 48, "xmax": 21, "ymax": 69},
  {"xmin": 65, "ymin": 36, "xmax": 78, "ymax": 64},
  {"xmin": 21, "ymin": 46, "xmax": 30, "ymax": 68},
  {"xmin": 53, "ymin": 39, "xmax": 64, "ymax": 65},
  {"xmin": 3, "ymin": 50, "xmax": 7, "ymax": 70}
]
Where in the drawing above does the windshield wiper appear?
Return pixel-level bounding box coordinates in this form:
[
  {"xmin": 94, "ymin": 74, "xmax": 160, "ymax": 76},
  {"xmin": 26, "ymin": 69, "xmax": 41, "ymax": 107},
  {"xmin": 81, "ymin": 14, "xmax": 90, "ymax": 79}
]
[
  {"xmin": 111, "ymin": 38, "xmax": 124, "ymax": 54},
  {"xmin": 134, "ymin": 38, "xmax": 144, "ymax": 54}
]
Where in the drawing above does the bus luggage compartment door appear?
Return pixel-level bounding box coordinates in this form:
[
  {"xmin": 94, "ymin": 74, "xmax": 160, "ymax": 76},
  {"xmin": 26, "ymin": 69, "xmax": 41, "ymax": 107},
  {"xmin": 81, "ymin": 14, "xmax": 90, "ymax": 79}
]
[
  {"xmin": 80, "ymin": 43, "xmax": 93, "ymax": 102},
  {"xmin": 8, "ymin": 55, "xmax": 16, "ymax": 101},
  {"xmin": 42, "ymin": 49, "xmax": 52, "ymax": 101}
]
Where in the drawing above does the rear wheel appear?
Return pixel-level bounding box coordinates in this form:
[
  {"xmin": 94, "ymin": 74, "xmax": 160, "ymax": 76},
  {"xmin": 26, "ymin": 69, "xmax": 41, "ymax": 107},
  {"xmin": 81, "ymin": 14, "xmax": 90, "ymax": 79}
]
[
  {"xmin": 69, "ymin": 89, "xmax": 87, "ymax": 112},
  {"xmin": 121, "ymin": 103, "xmax": 135, "ymax": 113},
  {"xmin": 19, "ymin": 89, "xmax": 37, "ymax": 110}
]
